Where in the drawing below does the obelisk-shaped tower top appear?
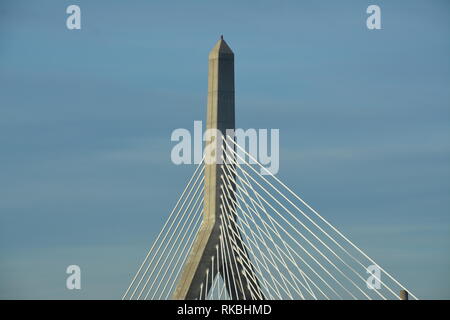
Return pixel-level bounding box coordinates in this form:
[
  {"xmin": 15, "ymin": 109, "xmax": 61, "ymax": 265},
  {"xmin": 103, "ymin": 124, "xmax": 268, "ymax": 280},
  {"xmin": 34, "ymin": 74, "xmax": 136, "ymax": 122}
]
[
  {"xmin": 173, "ymin": 37, "xmax": 257, "ymax": 300},
  {"xmin": 208, "ymin": 36, "xmax": 234, "ymax": 59}
]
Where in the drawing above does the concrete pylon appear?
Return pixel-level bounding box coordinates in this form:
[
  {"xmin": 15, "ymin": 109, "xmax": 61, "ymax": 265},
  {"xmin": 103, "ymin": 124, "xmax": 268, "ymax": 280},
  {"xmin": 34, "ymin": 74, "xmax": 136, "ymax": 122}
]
[
  {"xmin": 399, "ymin": 290, "xmax": 409, "ymax": 300},
  {"xmin": 172, "ymin": 37, "xmax": 262, "ymax": 300}
]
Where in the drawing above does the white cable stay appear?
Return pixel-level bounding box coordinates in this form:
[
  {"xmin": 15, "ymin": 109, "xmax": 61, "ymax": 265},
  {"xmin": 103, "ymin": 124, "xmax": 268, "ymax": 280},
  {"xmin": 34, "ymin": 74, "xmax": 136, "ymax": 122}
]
[
  {"xmin": 230, "ymin": 161, "xmax": 317, "ymax": 299},
  {"xmin": 222, "ymin": 160, "xmax": 319, "ymax": 299},
  {"xmin": 126, "ymin": 136, "xmax": 416, "ymax": 300},
  {"xmin": 150, "ymin": 196, "xmax": 204, "ymax": 299},
  {"xmin": 224, "ymin": 136, "xmax": 417, "ymax": 300},
  {"xmin": 123, "ymin": 160, "xmax": 205, "ymax": 300},
  {"xmin": 222, "ymin": 164, "xmax": 281, "ymax": 300},
  {"xmin": 222, "ymin": 151, "xmax": 376, "ymax": 300},
  {"xmin": 221, "ymin": 158, "xmax": 358, "ymax": 299},
  {"xmin": 220, "ymin": 167, "xmax": 328, "ymax": 299},
  {"xmin": 220, "ymin": 183, "xmax": 328, "ymax": 300},
  {"xmin": 135, "ymin": 174, "xmax": 205, "ymax": 299}
]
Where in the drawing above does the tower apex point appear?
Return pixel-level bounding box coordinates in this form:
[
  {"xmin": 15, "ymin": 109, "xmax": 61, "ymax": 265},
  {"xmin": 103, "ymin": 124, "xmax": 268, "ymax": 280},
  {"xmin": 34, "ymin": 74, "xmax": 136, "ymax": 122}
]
[{"xmin": 209, "ymin": 35, "xmax": 233, "ymax": 57}]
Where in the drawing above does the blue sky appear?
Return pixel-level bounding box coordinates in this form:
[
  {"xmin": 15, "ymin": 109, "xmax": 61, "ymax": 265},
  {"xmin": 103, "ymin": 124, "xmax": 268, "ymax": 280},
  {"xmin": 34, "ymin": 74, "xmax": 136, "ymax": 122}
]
[{"xmin": 0, "ymin": 0, "xmax": 449, "ymax": 299}]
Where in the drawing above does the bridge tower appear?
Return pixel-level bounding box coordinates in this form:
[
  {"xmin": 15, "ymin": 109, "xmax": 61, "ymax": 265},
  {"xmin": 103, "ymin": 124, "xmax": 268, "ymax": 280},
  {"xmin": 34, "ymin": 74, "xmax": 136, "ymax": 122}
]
[{"xmin": 172, "ymin": 37, "xmax": 262, "ymax": 300}]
